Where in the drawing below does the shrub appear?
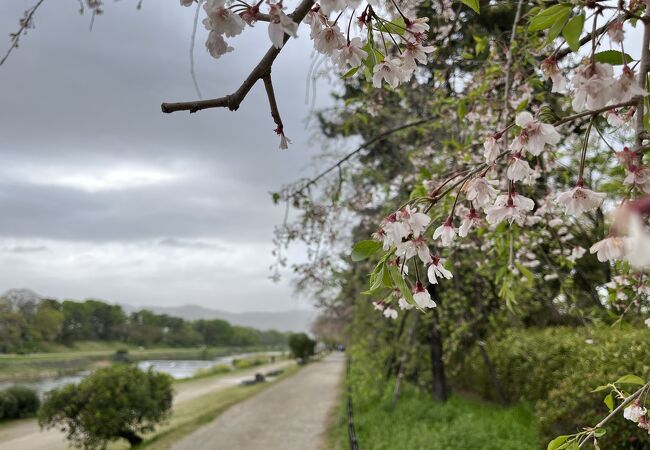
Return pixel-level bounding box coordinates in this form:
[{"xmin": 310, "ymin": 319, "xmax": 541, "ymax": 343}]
[
  {"xmin": 5, "ymin": 386, "xmax": 40, "ymax": 417},
  {"xmin": 288, "ymin": 333, "xmax": 316, "ymax": 361},
  {"xmin": 454, "ymin": 326, "xmax": 650, "ymax": 448},
  {"xmin": 39, "ymin": 364, "xmax": 173, "ymax": 448},
  {"xmin": 0, "ymin": 390, "xmax": 18, "ymax": 420},
  {"xmin": 0, "ymin": 387, "xmax": 39, "ymax": 420}
]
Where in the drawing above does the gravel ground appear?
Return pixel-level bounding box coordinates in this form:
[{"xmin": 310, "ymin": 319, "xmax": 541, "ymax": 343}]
[
  {"xmin": 171, "ymin": 352, "xmax": 346, "ymax": 450},
  {"xmin": 0, "ymin": 359, "xmax": 294, "ymax": 450}
]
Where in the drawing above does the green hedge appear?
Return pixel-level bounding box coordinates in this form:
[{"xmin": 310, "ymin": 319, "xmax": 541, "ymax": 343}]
[
  {"xmin": 454, "ymin": 326, "xmax": 650, "ymax": 448},
  {"xmin": 0, "ymin": 386, "xmax": 40, "ymax": 420}
]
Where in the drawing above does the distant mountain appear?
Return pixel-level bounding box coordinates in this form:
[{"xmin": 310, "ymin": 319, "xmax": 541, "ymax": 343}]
[{"xmin": 122, "ymin": 304, "xmax": 315, "ymax": 333}]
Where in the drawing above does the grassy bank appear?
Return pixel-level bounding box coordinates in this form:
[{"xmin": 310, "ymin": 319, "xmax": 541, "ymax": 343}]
[
  {"xmin": 0, "ymin": 344, "xmax": 286, "ymax": 382},
  {"xmin": 329, "ymin": 385, "xmax": 539, "ymax": 450}
]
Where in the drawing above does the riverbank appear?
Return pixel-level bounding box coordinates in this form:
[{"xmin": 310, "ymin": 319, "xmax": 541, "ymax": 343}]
[
  {"xmin": 0, "ymin": 358, "xmax": 299, "ymax": 450},
  {"xmin": 0, "ymin": 344, "xmax": 286, "ymax": 382}
]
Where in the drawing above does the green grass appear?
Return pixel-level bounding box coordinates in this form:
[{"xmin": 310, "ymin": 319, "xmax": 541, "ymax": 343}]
[{"xmin": 330, "ymin": 386, "xmax": 539, "ymax": 450}]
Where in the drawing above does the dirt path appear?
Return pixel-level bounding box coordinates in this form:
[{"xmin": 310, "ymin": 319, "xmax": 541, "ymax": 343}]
[
  {"xmin": 0, "ymin": 360, "xmax": 293, "ymax": 450},
  {"xmin": 171, "ymin": 352, "xmax": 346, "ymax": 450}
]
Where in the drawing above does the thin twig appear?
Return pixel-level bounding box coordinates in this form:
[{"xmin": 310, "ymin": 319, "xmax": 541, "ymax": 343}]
[
  {"xmin": 290, "ymin": 116, "xmax": 438, "ymax": 197},
  {"xmin": 263, "ymin": 74, "xmax": 284, "ymax": 131},
  {"xmin": 190, "ymin": 0, "xmax": 203, "ymax": 99},
  {"xmin": 0, "ymin": 0, "xmax": 47, "ymax": 67}
]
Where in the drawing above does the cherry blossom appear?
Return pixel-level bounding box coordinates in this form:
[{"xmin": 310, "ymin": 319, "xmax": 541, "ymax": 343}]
[
  {"xmin": 268, "ymin": 2, "xmax": 298, "ymax": 49},
  {"xmin": 334, "ymin": 37, "xmax": 367, "ymax": 68},
  {"xmin": 645, "ymin": 318, "xmax": 650, "ymax": 328},
  {"xmin": 555, "ymin": 184, "xmax": 606, "ymax": 216},
  {"xmin": 432, "ymin": 218, "xmax": 456, "ymax": 246},
  {"xmin": 506, "ymin": 154, "xmax": 533, "ymax": 182},
  {"xmin": 486, "ymin": 193, "xmax": 534, "ymax": 226},
  {"xmin": 401, "ymin": 42, "xmax": 434, "ymax": 70},
  {"xmin": 427, "ymin": 257, "xmax": 453, "ymax": 284},
  {"xmin": 383, "ymin": 307, "xmax": 398, "ymax": 319},
  {"xmin": 509, "ymin": 111, "xmax": 561, "ymax": 156},
  {"xmin": 466, "ymin": 177, "xmax": 498, "ymax": 209},
  {"xmin": 372, "ymin": 58, "xmax": 404, "ymax": 89},
  {"xmin": 314, "ymin": 25, "xmax": 345, "ymax": 55},
  {"xmin": 318, "ymin": 0, "xmax": 346, "ymax": 15},
  {"xmin": 571, "ymin": 61, "xmax": 616, "ymax": 112},
  {"xmin": 458, "ymin": 208, "xmax": 480, "ymax": 237},
  {"xmin": 624, "ymin": 400, "xmax": 647, "ymax": 423},
  {"xmin": 615, "ymin": 66, "xmax": 648, "ymax": 103},
  {"xmin": 412, "ymin": 236, "xmax": 431, "ymax": 264},
  {"xmin": 413, "ymin": 283, "xmax": 436, "ymax": 309},
  {"xmin": 398, "ymin": 297, "xmax": 413, "ymax": 310},
  {"xmin": 589, "ymin": 236, "xmax": 625, "ymax": 262},
  {"xmin": 203, "ymin": 0, "xmax": 246, "ymax": 37},
  {"xmin": 540, "ymin": 58, "xmax": 567, "ymax": 93},
  {"xmin": 625, "ymin": 166, "xmax": 650, "ymax": 194},
  {"xmin": 483, "ymin": 136, "xmax": 500, "ymax": 163},
  {"xmin": 205, "ymin": 31, "xmax": 233, "ymax": 59},
  {"xmin": 607, "ymin": 20, "xmax": 625, "ymax": 44},
  {"xmin": 399, "ymin": 206, "xmax": 431, "ymax": 238},
  {"xmin": 624, "ymin": 212, "xmax": 650, "ymax": 269}
]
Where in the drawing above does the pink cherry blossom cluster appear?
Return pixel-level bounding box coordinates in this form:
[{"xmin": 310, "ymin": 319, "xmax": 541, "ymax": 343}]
[
  {"xmin": 624, "ymin": 399, "xmax": 650, "ymax": 434},
  {"xmin": 181, "ymin": 0, "xmax": 435, "ymax": 89}
]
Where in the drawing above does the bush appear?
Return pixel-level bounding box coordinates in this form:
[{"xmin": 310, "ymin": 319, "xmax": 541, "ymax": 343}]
[
  {"xmin": 288, "ymin": 333, "xmax": 316, "ymax": 361},
  {"xmin": 0, "ymin": 390, "xmax": 18, "ymax": 420},
  {"xmin": 0, "ymin": 387, "xmax": 39, "ymax": 420},
  {"xmin": 39, "ymin": 365, "xmax": 173, "ymax": 448},
  {"xmin": 5, "ymin": 386, "xmax": 40, "ymax": 417},
  {"xmin": 454, "ymin": 326, "xmax": 650, "ymax": 448}
]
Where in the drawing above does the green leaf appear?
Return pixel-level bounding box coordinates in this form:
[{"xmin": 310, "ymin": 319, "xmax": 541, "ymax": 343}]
[
  {"xmin": 351, "ymin": 240, "xmax": 382, "ymax": 262},
  {"xmin": 341, "ymin": 66, "xmax": 359, "ymax": 79},
  {"xmin": 614, "ymin": 374, "xmax": 646, "ymax": 385},
  {"xmin": 562, "ymin": 13, "xmax": 584, "ymax": 52},
  {"xmin": 461, "ymin": 0, "xmax": 480, "ymax": 14},
  {"xmin": 604, "ymin": 392, "xmax": 614, "ymax": 411},
  {"xmin": 594, "ymin": 428, "xmax": 607, "ymax": 438},
  {"xmin": 514, "ymin": 262, "xmax": 535, "ymax": 285},
  {"xmin": 593, "ymin": 50, "xmax": 634, "ymax": 65},
  {"xmin": 377, "ymin": 18, "xmax": 406, "ymax": 35},
  {"xmin": 388, "ymin": 265, "xmax": 415, "ymax": 307},
  {"xmin": 547, "ymin": 435, "xmax": 569, "ymax": 450},
  {"xmin": 547, "ymin": 13, "xmax": 569, "ymax": 42},
  {"xmin": 529, "ymin": 4, "xmax": 571, "ymax": 32}
]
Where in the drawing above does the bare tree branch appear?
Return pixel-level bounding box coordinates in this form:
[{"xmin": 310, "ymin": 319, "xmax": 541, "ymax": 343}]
[{"xmin": 160, "ymin": 0, "xmax": 315, "ymax": 114}]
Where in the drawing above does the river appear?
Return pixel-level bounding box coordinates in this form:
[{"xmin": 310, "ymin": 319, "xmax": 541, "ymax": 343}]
[{"xmin": 0, "ymin": 351, "xmax": 281, "ymax": 397}]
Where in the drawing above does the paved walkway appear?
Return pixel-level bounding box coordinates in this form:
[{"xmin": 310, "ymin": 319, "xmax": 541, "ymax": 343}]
[{"xmin": 172, "ymin": 352, "xmax": 346, "ymax": 450}]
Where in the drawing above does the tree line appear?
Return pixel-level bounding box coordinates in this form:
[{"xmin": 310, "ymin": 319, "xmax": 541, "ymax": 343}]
[{"xmin": 0, "ymin": 295, "xmax": 288, "ymax": 353}]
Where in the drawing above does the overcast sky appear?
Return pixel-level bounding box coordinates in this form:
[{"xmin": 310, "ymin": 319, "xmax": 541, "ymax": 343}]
[{"xmin": 0, "ymin": 1, "xmax": 337, "ymax": 312}]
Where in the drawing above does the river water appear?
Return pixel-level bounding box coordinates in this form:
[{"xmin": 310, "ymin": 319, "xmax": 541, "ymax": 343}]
[{"xmin": 0, "ymin": 351, "xmax": 280, "ymax": 397}]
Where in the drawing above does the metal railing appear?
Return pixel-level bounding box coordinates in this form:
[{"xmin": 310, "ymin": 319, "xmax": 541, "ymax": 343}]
[{"xmin": 347, "ymin": 357, "xmax": 359, "ymax": 450}]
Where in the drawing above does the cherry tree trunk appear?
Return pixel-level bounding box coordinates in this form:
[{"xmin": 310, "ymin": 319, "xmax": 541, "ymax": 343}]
[{"xmin": 427, "ymin": 284, "xmax": 448, "ymax": 402}]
